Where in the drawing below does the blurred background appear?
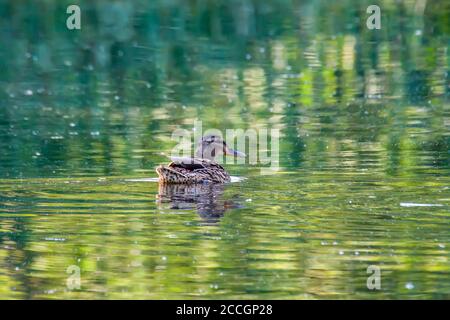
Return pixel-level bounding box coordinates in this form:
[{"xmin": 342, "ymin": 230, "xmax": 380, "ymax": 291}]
[
  {"xmin": 0, "ymin": 0, "xmax": 448, "ymax": 177},
  {"xmin": 0, "ymin": 0, "xmax": 449, "ymax": 299}
]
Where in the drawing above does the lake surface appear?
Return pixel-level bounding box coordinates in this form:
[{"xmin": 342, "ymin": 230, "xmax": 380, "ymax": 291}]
[{"xmin": 0, "ymin": 0, "xmax": 449, "ymax": 299}]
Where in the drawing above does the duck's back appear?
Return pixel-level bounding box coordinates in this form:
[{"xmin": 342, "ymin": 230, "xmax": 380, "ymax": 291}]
[{"xmin": 156, "ymin": 158, "xmax": 231, "ymax": 184}]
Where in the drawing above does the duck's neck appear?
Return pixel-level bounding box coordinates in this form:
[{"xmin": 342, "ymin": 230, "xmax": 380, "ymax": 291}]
[{"xmin": 195, "ymin": 145, "xmax": 215, "ymax": 161}]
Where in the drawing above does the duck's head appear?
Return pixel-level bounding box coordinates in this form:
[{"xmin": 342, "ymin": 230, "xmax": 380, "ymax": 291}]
[{"xmin": 195, "ymin": 135, "xmax": 246, "ymax": 161}]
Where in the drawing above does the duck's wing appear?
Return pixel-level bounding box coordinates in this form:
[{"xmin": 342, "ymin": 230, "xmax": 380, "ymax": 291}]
[{"xmin": 169, "ymin": 157, "xmax": 217, "ymax": 171}]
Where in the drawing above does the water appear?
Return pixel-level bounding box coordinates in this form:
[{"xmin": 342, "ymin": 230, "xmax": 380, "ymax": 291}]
[{"xmin": 0, "ymin": 0, "xmax": 449, "ymax": 299}]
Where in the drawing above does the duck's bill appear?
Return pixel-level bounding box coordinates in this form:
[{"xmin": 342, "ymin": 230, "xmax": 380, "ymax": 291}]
[
  {"xmin": 225, "ymin": 147, "xmax": 246, "ymax": 157},
  {"xmin": 233, "ymin": 150, "xmax": 246, "ymax": 157}
]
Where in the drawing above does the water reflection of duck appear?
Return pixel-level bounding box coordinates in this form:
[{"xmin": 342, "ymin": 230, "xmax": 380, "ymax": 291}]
[
  {"xmin": 156, "ymin": 183, "xmax": 243, "ymax": 223},
  {"xmin": 156, "ymin": 135, "xmax": 245, "ymax": 184}
]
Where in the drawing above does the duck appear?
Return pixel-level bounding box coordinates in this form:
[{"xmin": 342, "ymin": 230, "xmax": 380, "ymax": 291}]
[{"xmin": 156, "ymin": 135, "xmax": 245, "ymax": 184}]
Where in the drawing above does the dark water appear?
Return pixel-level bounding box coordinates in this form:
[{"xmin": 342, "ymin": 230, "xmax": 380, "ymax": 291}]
[{"xmin": 0, "ymin": 0, "xmax": 449, "ymax": 299}]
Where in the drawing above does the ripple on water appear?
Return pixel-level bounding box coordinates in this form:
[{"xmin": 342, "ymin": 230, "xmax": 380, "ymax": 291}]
[
  {"xmin": 124, "ymin": 176, "xmax": 246, "ymax": 183},
  {"xmin": 400, "ymin": 203, "xmax": 444, "ymax": 207}
]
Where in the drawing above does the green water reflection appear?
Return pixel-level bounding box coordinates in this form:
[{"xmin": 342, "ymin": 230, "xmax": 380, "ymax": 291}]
[{"xmin": 0, "ymin": 0, "xmax": 449, "ymax": 299}]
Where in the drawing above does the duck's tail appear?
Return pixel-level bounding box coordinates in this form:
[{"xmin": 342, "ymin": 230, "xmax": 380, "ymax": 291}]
[{"xmin": 156, "ymin": 165, "xmax": 188, "ymax": 184}]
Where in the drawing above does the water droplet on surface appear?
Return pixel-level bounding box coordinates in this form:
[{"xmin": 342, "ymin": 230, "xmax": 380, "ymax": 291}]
[
  {"xmin": 44, "ymin": 237, "xmax": 66, "ymax": 242},
  {"xmin": 405, "ymin": 282, "xmax": 414, "ymax": 290}
]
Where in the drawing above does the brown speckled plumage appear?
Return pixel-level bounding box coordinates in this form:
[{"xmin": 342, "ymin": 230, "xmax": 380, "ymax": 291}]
[{"xmin": 156, "ymin": 159, "xmax": 230, "ymax": 184}]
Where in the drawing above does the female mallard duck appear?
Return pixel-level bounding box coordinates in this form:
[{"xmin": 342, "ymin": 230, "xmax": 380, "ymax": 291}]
[{"xmin": 156, "ymin": 135, "xmax": 245, "ymax": 184}]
